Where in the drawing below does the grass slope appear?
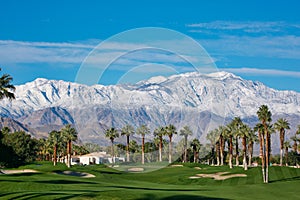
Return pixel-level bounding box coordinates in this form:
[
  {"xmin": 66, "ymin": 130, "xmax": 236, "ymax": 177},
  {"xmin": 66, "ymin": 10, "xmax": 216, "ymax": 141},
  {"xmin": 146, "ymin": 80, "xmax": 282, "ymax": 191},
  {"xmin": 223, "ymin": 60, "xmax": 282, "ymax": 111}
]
[{"xmin": 0, "ymin": 162, "xmax": 299, "ymax": 199}]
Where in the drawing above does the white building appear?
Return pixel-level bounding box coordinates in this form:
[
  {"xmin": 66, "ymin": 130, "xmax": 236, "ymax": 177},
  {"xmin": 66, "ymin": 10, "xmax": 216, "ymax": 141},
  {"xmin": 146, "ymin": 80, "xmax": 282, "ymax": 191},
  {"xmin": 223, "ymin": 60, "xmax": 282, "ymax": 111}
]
[{"xmin": 71, "ymin": 152, "xmax": 125, "ymax": 166}]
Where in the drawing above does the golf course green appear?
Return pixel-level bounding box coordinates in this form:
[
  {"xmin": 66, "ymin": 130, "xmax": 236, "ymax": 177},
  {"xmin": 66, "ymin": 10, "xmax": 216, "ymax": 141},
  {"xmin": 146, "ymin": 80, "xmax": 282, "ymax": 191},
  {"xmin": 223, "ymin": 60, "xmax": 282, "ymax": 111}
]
[{"xmin": 0, "ymin": 162, "xmax": 299, "ymax": 199}]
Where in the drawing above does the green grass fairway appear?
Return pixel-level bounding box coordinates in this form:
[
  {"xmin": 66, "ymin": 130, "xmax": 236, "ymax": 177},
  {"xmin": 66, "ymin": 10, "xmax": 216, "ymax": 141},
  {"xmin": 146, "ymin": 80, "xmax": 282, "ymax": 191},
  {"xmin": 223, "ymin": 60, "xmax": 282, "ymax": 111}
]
[{"xmin": 0, "ymin": 162, "xmax": 299, "ymax": 199}]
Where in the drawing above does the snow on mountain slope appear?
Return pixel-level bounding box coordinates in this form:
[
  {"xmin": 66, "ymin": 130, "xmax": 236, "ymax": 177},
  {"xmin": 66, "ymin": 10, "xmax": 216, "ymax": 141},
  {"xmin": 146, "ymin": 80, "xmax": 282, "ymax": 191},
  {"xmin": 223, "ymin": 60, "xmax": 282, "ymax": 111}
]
[{"xmin": 0, "ymin": 71, "xmax": 299, "ymax": 119}]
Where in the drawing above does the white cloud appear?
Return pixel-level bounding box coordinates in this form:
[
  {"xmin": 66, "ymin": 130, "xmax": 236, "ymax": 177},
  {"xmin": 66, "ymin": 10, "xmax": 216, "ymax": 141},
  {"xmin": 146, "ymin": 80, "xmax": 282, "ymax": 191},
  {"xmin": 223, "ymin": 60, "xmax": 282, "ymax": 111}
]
[
  {"xmin": 187, "ymin": 21, "xmax": 294, "ymax": 34},
  {"xmin": 223, "ymin": 67, "xmax": 300, "ymax": 78}
]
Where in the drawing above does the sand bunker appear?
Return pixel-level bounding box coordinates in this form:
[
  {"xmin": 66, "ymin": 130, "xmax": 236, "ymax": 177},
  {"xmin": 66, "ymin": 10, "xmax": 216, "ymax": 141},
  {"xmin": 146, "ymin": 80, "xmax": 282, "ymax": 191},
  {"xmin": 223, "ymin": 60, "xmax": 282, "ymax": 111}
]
[
  {"xmin": 189, "ymin": 172, "xmax": 247, "ymax": 180},
  {"xmin": 55, "ymin": 171, "xmax": 95, "ymax": 178},
  {"xmin": 194, "ymin": 167, "xmax": 202, "ymax": 170},
  {"xmin": 0, "ymin": 169, "xmax": 38, "ymax": 174},
  {"xmin": 171, "ymin": 164, "xmax": 183, "ymax": 167},
  {"xmin": 127, "ymin": 167, "xmax": 144, "ymax": 172}
]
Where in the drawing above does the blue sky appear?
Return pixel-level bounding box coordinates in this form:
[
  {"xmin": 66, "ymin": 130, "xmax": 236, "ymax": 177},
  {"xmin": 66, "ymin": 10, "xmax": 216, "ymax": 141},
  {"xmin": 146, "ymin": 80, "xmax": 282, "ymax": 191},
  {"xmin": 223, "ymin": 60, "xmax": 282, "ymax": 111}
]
[{"xmin": 1, "ymin": 0, "xmax": 300, "ymax": 92}]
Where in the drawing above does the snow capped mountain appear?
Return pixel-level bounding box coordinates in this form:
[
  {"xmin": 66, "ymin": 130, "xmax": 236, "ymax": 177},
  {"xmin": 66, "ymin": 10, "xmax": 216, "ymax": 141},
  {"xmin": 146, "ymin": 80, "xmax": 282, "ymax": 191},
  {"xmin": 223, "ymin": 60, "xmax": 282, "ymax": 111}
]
[{"xmin": 0, "ymin": 71, "xmax": 299, "ymax": 144}]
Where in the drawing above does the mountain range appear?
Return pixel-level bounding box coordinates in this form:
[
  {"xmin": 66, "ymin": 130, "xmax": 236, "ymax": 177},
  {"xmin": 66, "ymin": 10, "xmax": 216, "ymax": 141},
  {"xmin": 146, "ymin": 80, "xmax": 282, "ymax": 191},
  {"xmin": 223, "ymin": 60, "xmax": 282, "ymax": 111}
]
[{"xmin": 0, "ymin": 71, "xmax": 299, "ymax": 149}]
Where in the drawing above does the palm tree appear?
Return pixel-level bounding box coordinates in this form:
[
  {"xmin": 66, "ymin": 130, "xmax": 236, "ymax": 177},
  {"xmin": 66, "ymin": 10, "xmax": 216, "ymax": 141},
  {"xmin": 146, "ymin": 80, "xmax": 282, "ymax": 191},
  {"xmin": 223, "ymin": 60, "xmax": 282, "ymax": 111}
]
[
  {"xmin": 0, "ymin": 68, "xmax": 15, "ymax": 100},
  {"xmin": 105, "ymin": 127, "xmax": 119, "ymax": 164},
  {"xmin": 153, "ymin": 126, "xmax": 165, "ymax": 162},
  {"xmin": 274, "ymin": 118, "xmax": 290, "ymax": 166},
  {"xmin": 232, "ymin": 117, "xmax": 242, "ymax": 166},
  {"xmin": 191, "ymin": 138, "xmax": 201, "ymax": 163},
  {"xmin": 239, "ymin": 124, "xmax": 251, "ymax": 170},
  {"xmin": 180, "ymin": 126, "xmax": 193, "ymax": 163},
  {"xmin": 206, "ymin": 129, "xmax": 219, "ymax": 165},
  {"xmin": 257, "ymin": 104, "xmax": 272, "ymax": 183},
  {"xmin": 61, "ymin": 124, "xmax": 78, "ymax": 168},
  {"xmin": 136, "ymin": 125, "xmax": 150, "ymax": 164},
  {"xmin": 291, "ymin": 135, "xmax": 298, "ymax": 153},
  {"xmin": 254, "ymin": 123, "xmax": 264, "ymax": 161},
  {"xmin": 247, "ymin": 129, "xmax": 258, "ymax": 166},
  {"xmin": 165, "ymin": 124, "xmax": 177, "ymax": 164},
  {"xmin": 225, "ymin": 123, "xmax": 234, "ymax": 168},
  {"xmin": 283, "ymin": 141, "xmax": 291, "ymax": 166},
  {"xmin": 48, "ymin": 130, "xmax": 62, "ymax": 166},
  {"xmin": 217, "ymin": 126, "xmax": 227, "ymax": 166},
  {"xmin": 121, "ymin": 124, "xmax": 135, "ymax": 162}
]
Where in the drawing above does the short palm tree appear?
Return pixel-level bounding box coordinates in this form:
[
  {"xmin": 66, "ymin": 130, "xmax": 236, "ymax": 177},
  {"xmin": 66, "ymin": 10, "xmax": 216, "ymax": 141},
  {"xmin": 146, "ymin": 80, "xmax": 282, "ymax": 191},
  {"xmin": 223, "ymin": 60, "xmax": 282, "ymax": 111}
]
[
  {"xmin": 48, "ymin": 130, "xmax": 62, "ymax": 166},
  {"xmin": 179, "ymin": 126, "xmax": 193, "ymax": 163},
  {"xmin": 104, "ymin": 127, "xmax": 119, "ymax": 163},
  {"xmin": 225, "ymin": 123, "xmax": 234, "ymax": 168},
  {"xmin": 153, "ymin": 126, "xmax": 166, "ymax": 162},
  {"xmin": 232, "ymin": 117, "xmax": 242, "ymax": 166},
  {"xmin": 165, "ymin": 124, "xmax": 177, "ymax": 164},
  {"xmin": 291, "ymin": 135, "xmax": 298, "ymax": 153},
  {"xmin": 217, "ymin": 126, "xmax": 227, "ymax": 166},
  {"xmin": 136, "ymin": 125, "xmax": 150, "ymax": 164},
  {"xmin": 239, "ymin": 124, "xmax": 251, "ymax": 170},
  {"xmin": 274, "ymin": 118, "xmax": 290, "ymax": 166},
  {"xmin": 257, "ymin": 105, "xmax": 272, "ymax": 183},
  {"xmin": 283, "ymin": 141, "xmax": 291, "ymax": 166},
  {"xmin": 206, "ymin": 129, "xmax": 219, "ymax": 165},
  {"xmin": 121, "ymin": 124, "xmax": 135, "ymax": 162},
  {"xmin": 61, "ymin": 124, "xmax": 78, "ymax": 168},
  {"xmin": 191, "ymin": 138, "xmax": 201, "ymax": 163},
  {"xmin": 0, "ymin": 68, "xmax": 15, "ymax": 100}
]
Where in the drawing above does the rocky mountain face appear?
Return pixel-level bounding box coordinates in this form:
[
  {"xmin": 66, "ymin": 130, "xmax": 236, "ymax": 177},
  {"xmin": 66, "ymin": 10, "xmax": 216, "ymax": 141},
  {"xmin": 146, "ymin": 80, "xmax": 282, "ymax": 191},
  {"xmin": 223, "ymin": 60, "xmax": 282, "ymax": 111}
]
[{"xmin": 0, "ymin": 72, "xmax": 299, "ymax": 149}]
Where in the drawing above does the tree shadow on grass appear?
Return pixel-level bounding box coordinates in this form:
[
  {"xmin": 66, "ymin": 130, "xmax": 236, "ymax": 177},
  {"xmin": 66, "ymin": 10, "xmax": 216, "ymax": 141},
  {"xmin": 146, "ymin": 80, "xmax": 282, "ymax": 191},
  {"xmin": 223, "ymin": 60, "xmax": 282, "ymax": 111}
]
[
  {"xmin": 269, "ymin": 176, "xmax": 300, "ymax": 183},
  {"xmin": 136, "ymin": 194, "xmax": 228, "ymax": 200},
  {"xmin": 34, "ymin": 179, "xmax": 98, "ymax": 185},
  {"xmin": 107, "ymin": 185, "xmax": 211, "ymax": 192}
]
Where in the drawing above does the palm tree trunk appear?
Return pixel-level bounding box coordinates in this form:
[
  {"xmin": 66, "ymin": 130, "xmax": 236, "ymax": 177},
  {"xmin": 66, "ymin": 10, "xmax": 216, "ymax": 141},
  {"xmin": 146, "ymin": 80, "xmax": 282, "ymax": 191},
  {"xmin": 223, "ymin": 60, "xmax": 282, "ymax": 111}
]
[
  {"xmin": 142, "ymin": 136, "xmax": 145, "ymax": 164},
  {"xmin": 285, "ymin": 147, "xmax": 289, "ymax": 166},
  {"xmin": 53, "ymin": 145, "xmax": 57, "ymax": 166},
  {"xmin": 262, "ymin": 133, "xmax": 266, "ymax": 183},
  {"xmin": 159, "ymin": 136, "xmax": 162, "ymax": 162},
  {"xmin": 67, "ymin": 140, "xmax": 71, "ymax": 168},
  {"xmin": 248, "ymin": 142, "xmax": 253, "ymax": 166},
  {"xmin": 280, "ymin": 130, "xmax": 284, "ymax": 166},
  {"xmin": 216, "ymin": 142, "xmax": 220, "ymax": 166},
  {"xmin": 229, "ymin": 136, "xmax": 233, "ymax": 169},
  {"xmin": 242, "ymin": 136, "xmax": 247, "ymax": 170},
  {"xmin": 126, "ymin": 135, "xmax": 130, "ymax": 162},
  {"xmin": 220, "ymin": 135, "xmax": 224, "ymax": 166},
  {"xmin": 169, "ymin": 136, "xmax": 172, "ymax": 164},
  {"xmin": 266, "ymin": 132, "xmax": 269, "ymax": 183},
  {"xmin": 183, "ymin": 136, "xmax": 187, "ymax": 163},
  {"xmin": 235, "ymin": 137, "xmax": 239, "ymax": 166},
  {"xmin": 111, "ymin": 139, "xmax": 114, "ymax": 164},
  {"xmin": 259, "ymin": 131, "xmax": 263, "ymax": 159}
]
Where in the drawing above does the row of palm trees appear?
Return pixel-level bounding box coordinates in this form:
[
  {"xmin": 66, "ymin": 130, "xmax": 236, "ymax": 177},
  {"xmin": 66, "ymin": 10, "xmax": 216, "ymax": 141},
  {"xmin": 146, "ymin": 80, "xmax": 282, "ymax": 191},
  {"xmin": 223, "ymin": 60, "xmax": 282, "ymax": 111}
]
[
  {"xmin": 46, "ymin": 125, "xmax": 78, "ymax": 167},
  {"xmin": 207, "ymin": 105, "xmax": 300, "ymax": 183},
  {"xmin": 104, "ymin": 124, "xmax": 199, "ymax": 164}
]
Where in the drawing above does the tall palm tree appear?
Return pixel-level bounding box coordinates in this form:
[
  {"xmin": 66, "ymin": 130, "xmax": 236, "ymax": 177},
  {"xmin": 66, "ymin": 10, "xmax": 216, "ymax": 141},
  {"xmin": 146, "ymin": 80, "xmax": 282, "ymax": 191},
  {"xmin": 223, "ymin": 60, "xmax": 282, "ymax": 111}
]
[
  {"xmin": 153, "ymin": 126, "xmax": 165, "ymax": 162},
  {"xmin": 121, "ymin": 124, "xmax": 135, "ymax": 162},
  {"xmin": 217, "ymin": 126, "xmax": 227, "ymax": 166},
  {"xmin": 247, "ymin": 129, "xmax": 258, "ymax": 166},
  {"xmin": 274, "ymin": 118, "xmax": 290, "ymax": 166},
  {"xmin": 48, "ymin": 130, "xmax": 62, "ymax": 166},
  {"xmin": 104, "ymin": 127, "xmax": 119, "ymax": 164},
  {"xmin": 0, "ymin": 68, "xmax": 15, "ymax": 100},
  {"xmin": 206, "ymin": 129, "xmax": 219, "ymax": 165},
  {"xmin": 283, "ymin": 141, "xmax": 291, "ymax": 166},
  {"xmin": 239, "ymin": 124, "xmax": 251, "ymax": 170},
  {"xmin": 225, "ymin": 123, "xmax": 234, "ymax": 168},
  {"xmin": 179, "ymin": 126, "xmax": 193, "ymax": 163},
  {"xmin": 254, "ymin": 123, "xmax": 264, "ymax": 161},
  {"xmin": 191, "ymin": 138, "xmax": 201, "ymax": 163},
  {"xmin": 136, "ymin": 125, "xmax": 150, "ymax": 164},
  {"xmin": 165, "ymin": 124, "xmax": 177, "ymax": 164},
  {"xmin": 232, "ymin": 117, "xmax": 242, "ymax": 166},
  {"xmin": 257, "ymin": 104, "xmax": 272, "ymax": 183},
  {"xmin": 61, "ymin": 124, "xmax": 78, "ymax": 168}
]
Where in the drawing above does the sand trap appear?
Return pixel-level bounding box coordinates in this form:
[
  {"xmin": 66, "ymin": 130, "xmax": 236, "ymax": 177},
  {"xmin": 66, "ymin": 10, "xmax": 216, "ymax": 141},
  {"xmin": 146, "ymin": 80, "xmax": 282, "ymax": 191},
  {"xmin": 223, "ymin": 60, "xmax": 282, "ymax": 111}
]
[
  {"xmin": 127, "ymin": 167, "xmax": 144, "ymax": 172},
  {"xmin": 171, "ymin": 164, "xmax": 183, "ymax": 167},
  {"xmin": 0, "ymin": 169, "xmax": 38, "ymax": 174},
  {"xmin": 189, "ymin": 172, "xmax": 247, "ymax": 180},
  {"xmin": 55, "ymin": 171, "xmax": 95, "ymax": 178},
  {"xmin": 194, "ymin": 167, "xmax": 202, "ymax": 170}
]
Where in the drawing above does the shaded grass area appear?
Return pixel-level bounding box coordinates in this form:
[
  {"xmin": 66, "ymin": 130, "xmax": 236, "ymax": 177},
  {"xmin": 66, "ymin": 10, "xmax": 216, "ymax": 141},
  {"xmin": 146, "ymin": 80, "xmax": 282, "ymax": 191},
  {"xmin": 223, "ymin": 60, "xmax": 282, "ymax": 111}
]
[{"xmin": 0, "ymin": 161, "xmax": 300, "ymax": 199}]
